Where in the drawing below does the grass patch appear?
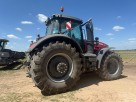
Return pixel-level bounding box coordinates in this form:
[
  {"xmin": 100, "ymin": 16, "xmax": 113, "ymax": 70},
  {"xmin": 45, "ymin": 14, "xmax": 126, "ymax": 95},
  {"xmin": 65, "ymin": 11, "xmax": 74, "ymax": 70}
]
[{"xmin": 115, "ymin": 50, "xmax": 136, "ymax": 64}]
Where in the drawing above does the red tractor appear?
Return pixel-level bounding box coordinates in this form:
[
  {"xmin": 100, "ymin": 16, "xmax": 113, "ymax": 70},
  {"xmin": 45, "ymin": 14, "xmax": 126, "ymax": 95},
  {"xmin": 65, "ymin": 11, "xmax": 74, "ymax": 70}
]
[{"xmin": 25, "ymin": 14, "xmax": 123, "ymax": 95}]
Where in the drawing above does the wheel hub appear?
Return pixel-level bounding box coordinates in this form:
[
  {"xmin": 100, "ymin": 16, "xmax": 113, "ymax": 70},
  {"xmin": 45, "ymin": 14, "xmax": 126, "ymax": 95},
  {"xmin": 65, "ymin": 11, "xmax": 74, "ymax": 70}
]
[
  {"xmin": 46, "ymin": 53, "xmax": 73, "ymax": 82},
  {"xmin": 107, "ymin": 58, "xmax": 119, "ymax": 75},
  {"xmin": 57, "ymin": 63, "xmax": 68, "ymax": 74}
]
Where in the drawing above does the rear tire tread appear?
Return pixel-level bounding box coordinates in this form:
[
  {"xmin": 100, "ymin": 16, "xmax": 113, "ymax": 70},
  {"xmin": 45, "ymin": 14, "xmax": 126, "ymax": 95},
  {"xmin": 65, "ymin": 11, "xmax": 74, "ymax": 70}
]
[{"xmin": 30, "ymin": 41, "xmax": 82, "ymax": 95}]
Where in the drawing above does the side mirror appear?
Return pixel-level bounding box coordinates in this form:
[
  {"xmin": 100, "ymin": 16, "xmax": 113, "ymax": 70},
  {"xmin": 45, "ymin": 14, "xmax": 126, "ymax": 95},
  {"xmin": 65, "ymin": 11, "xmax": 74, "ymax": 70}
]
[{"xmin": 95, "ymin": 37, "xmax": 99, "ymax": 45}]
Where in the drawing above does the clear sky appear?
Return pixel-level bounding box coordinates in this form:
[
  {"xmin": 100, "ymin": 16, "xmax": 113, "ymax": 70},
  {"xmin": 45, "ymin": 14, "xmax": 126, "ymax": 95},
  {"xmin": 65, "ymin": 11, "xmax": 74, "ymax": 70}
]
[{"xmin": 0, "ymin": 0, "xmax": 136, "ymax": 51}]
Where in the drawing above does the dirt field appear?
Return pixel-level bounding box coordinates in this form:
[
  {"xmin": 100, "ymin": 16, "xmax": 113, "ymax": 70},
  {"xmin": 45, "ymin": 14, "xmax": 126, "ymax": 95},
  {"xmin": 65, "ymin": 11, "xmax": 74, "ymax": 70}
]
[{"xmin": 0, "ymin": 64, "xmax": 136, "ymax": 102}]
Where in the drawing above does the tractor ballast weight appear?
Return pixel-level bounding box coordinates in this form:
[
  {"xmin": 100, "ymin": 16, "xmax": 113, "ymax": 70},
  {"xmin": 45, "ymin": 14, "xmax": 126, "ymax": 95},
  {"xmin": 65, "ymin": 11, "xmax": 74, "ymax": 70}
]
[{"xmin": 26, "ymin": 14, "xmax": 123, "ymax": 95}]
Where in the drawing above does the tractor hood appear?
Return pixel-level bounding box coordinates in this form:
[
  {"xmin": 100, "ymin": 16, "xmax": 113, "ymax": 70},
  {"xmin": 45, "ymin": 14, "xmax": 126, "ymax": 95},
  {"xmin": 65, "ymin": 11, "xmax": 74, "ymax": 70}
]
[{"xmin": 94, "ymin": 42, "xmax": 108, "ymax": 51}]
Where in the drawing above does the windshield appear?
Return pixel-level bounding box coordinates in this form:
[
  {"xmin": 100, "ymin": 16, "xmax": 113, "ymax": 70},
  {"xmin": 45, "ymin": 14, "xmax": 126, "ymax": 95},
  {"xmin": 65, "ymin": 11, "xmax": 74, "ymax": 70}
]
[{"xmin": 46, "ymin": 19, "xmax": 80, "ymax": 35}]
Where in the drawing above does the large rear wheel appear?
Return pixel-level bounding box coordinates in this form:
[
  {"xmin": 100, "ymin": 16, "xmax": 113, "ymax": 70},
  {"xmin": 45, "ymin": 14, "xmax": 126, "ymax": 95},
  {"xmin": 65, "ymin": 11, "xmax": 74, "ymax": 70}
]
[{"xmin": 30, "ymin": 42, "xmax": 82, "ymax": 95}]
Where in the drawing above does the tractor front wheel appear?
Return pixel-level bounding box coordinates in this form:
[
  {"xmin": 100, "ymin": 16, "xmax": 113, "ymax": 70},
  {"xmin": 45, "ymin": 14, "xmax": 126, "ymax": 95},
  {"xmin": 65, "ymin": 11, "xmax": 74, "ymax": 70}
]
[{"xmin": 97, "ymin": 51, "xmax": 123, "ymax": 80}]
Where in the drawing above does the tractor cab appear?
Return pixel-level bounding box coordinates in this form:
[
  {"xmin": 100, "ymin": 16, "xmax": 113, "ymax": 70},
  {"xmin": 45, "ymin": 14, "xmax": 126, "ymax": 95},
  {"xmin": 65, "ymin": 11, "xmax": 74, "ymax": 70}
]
[
  {"xmin": 45, "ymin": 14, "xmax": 84, "ymax": 47},
  {"xmin": 45, "ymin": 14, "xmax": 103, "ymax": 54},
  {"xmin": 0, "ymin": 39, "xmax": 8, "ymax": 51},
  {"xmin": 45, "ymin": 14, "xmax": 83, "ymax": 35}
]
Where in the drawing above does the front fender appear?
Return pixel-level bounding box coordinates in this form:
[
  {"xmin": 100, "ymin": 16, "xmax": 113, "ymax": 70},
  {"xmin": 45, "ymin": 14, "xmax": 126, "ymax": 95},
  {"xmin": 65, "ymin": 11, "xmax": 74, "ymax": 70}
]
[{"xmin": 97, "ymin": 47, "xmax": 113, "ymax": 68}]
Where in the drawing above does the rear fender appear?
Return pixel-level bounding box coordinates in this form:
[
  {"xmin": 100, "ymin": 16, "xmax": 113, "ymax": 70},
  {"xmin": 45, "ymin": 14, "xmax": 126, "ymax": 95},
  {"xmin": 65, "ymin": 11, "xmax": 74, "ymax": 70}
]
[
  {"xmin": 97, "ymin": 47, "xmax": 113, "ymax": 68},
  {"xmin": 28, "ymin": 34, "xmax": 83, "ymax": 54}
]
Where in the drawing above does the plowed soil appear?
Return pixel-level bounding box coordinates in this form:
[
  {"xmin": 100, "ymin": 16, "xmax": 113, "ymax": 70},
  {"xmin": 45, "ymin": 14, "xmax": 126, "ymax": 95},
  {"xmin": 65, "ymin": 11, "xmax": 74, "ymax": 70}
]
[{"xmin": 0, "ymin": 64, "xmax": 136, "ymax": 102}]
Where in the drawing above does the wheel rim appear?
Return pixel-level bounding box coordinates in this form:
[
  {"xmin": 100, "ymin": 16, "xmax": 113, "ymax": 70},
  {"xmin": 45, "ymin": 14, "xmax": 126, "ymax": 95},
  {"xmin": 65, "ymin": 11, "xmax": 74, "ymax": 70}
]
[
  {"xmin": 107, "ymin": 58, "xmax": 119, "ymax": 75},
  {"xmin": 46, "ymin": 53, "xmax": 73, "ymax": 82}
]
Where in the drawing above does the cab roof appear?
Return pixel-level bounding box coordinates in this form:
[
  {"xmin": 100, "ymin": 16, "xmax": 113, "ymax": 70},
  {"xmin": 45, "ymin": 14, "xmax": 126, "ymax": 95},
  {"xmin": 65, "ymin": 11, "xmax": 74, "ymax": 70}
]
[{"xmin": 46, "ymin": 14, "xmax": 83, "ymax": 25}]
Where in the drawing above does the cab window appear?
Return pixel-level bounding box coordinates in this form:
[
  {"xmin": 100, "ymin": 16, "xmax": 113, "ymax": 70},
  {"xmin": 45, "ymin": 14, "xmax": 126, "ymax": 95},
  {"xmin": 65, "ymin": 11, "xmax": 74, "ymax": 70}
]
[{"xmin": 46, "ymin": 20, "xmax": 59, "ymax": 35}]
